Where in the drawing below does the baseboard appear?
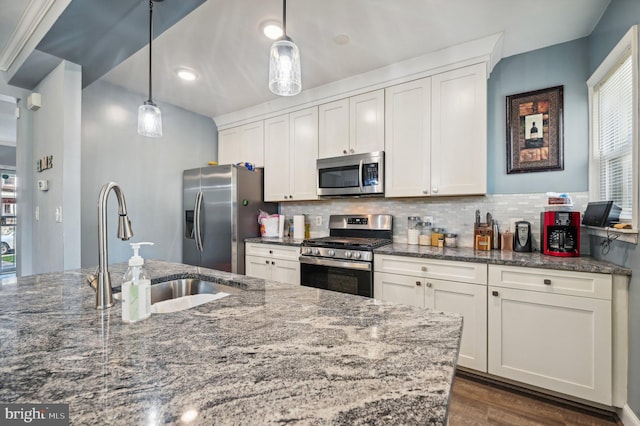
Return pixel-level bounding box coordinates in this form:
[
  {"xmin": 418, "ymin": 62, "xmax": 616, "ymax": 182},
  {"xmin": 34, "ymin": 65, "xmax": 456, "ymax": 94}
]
[{"xmin": 619, "ymin": 404, "xmax": 640, "ymax": 426}]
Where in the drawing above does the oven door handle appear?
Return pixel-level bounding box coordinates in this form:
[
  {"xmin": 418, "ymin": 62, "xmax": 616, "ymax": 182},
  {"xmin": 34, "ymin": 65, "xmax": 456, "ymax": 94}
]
[{"xmin": 299, "ymin": 256, "xmax": 372, "ymax": 271}]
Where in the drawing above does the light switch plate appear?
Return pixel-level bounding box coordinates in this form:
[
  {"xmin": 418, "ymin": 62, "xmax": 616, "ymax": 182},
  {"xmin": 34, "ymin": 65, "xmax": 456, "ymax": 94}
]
[
  {"xmin": 315, "ymin": 216, "xmax": 322, "ymax": 226},
  {"xmin": 55, "ymin": 206, "xmax": 62, "ymax": 223},
  {"xmin": 35, "ymin": 206, "xmax": 39, "ymax": 221}
]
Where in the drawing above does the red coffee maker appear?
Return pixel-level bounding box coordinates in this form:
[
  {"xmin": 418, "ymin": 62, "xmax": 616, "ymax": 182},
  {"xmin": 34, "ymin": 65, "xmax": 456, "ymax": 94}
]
[{"xmin": 541, "ymin": 211, "xmax": 581, "ymax": 257}]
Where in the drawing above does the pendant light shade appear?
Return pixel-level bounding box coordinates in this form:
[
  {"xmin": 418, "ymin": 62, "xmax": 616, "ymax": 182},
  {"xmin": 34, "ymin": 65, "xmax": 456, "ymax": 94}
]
[
  {"xmin": 138, "ymin": 0, "xmax": 162, "ymax": 137},
  {"xmin": 269, "ymin": 0, "xmax": 301, "ymax": 96},
  {"xmin": 138, "ymin": 101, "xmax": 162, "ymax": 136}
]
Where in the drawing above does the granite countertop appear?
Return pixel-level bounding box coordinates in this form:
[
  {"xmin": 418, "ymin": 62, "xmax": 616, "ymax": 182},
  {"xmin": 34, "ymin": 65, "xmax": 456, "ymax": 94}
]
[
  {"xmin": 375, "ymin": 244, "xmax": 632, "ymax": 275},
  {"xmin": 244, "ymin": 239, "xmax": 631, "ymax": 276},
  {"xmin": 0, "ymin": 260, "xmax": 462, "ymax": 425},
  {"xmin": 245, "ymin": 236, "xmax": 303, "ymax": 246}
]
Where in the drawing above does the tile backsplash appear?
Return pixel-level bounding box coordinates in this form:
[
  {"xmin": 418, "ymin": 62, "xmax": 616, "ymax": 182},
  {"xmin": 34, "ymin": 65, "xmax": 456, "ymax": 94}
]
[{"xmin": 279, "ymin": 192, "xmax": 589, "ymax": 251}]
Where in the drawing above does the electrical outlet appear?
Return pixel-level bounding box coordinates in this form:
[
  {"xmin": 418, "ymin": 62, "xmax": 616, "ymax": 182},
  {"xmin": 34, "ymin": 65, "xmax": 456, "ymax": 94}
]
[
  {"xmin": 315, "ymin": 216, "xmax": 322, "ymax": 226},
  {"xmin": 423, "ymin": 215, "xmax": 434, "ymax": 225},
  {"xmin": 55, "ymin": 206, "xmax": 62, "ymax": 223}
]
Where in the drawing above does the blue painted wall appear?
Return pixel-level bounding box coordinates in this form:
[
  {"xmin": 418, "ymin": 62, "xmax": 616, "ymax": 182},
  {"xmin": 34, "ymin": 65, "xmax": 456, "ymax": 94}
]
[
  {"xmin": 586, "ymin": 0, "xmax": 640, "ymax": 418},
  {"xmin": 487, "ymin": 38, "xmax": 590, "ymax": 194}
]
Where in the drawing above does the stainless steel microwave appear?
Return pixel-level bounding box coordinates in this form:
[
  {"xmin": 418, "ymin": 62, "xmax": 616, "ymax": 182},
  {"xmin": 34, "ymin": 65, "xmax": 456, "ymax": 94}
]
[{"xmin": 317, "ymin": 151, "xmax": 384, "ymax": 197}]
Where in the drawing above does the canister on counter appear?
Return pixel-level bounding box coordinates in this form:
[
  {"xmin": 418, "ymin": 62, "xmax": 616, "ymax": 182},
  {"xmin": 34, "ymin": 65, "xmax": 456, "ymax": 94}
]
[
  {"xmin": 445, "ymin": 233, "xmax": 457, "ymax": 247},
  {"xmin": 431, "ymin": 228, "xmax": 445, "ymax": 246},
  {"xmin": 407, "ymin": 216, "xmax": 421, "ymax": 245}
]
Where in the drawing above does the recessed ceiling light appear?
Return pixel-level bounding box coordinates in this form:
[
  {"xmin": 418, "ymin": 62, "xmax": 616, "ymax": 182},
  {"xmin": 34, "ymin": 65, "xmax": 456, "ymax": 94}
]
[
  {"xmin": 334, "ymin": 34, "xmax": 350, "ymax": 45},
  {"xmin": 261, "ymin": 21, "xmax": 283, "ymax": 40},
  {"xmin": 176, "ymin": 68, "xmax": 198, "ymax": 81}
]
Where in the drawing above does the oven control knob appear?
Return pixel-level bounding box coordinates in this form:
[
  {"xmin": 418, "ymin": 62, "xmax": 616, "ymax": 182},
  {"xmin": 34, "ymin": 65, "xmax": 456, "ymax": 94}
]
[
  {"xmin": 353, "ymin": 252, "xmax": 362, "ymax": 259},
  {"xmin": 304, "ymin": 248, "xmax": 312, "ymax": 255},
  {"xmin": 313, "ymin": 248, "xmax": 320, "ymax": 255},
  {"xmin": 345, "ymin": 251, "xmax": 352, "ymax": 258},
  {"xmin": 328, "ymin": 249, "xmax": 335, "ymax": 256}
]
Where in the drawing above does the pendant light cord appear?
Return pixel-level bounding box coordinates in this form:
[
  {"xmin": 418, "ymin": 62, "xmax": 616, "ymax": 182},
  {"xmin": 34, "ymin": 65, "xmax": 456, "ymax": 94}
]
[
  {"xmin": 148, "ymin": 0, "xmax": 154, "ymax": 103},
  {"xmin": 282, "ymin": 0, "xmax": 287, "ymax": 37}
]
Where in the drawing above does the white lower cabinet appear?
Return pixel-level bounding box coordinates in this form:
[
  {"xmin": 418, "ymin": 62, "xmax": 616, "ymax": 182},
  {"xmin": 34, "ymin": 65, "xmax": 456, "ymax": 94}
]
[
  {"xmin": 488, "ymin": 265, "xmax": 613, "ymax": 405},
  {"xmin": 374, "ymin": 255, "xmax": 487, "ymax": 371},
  {"xmin": 245, "ymin": 243, "xmax": 300, "ymax": 285}
]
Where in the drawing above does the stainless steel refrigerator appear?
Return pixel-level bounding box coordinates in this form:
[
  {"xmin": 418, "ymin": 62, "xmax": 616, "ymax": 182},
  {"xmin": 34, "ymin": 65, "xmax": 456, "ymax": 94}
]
[{"xmin": 183, "ymin": 165, "xmax": 277, "ymax": 274}]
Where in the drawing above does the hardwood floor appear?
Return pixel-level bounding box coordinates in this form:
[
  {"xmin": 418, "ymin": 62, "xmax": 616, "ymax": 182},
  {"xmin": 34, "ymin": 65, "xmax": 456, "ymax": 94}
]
[{"xmin": 448, "ymin": 373, "xmax": 621, "ymax": 425}]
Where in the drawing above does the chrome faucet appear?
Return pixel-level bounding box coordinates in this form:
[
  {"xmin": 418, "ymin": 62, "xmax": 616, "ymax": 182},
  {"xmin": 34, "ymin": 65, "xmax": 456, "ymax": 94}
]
[{"xmin": 88, "ymin": 182, "xmax": 134, "ymax": 309}]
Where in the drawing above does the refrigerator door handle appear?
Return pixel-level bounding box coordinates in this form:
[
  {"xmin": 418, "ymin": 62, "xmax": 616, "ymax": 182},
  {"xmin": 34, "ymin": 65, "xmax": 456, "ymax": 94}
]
[{"xmin": 194, "ymin": 191, "xmax": 204, "ymax": 252}]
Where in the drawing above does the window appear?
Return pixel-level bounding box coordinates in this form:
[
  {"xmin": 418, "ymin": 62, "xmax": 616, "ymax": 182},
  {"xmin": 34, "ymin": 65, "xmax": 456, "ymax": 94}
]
[{"xmin": 588, "ymin": 25, "xmax": 638, "ymax": 230}]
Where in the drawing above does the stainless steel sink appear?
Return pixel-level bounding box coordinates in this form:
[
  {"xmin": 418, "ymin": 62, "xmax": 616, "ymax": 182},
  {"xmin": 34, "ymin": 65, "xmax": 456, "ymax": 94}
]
[
  {"xmin": 113, "ymin": 278, "xmax": 239, "ymax": 305},
  {"xmin": 150, "ymin": 278, "xmax": 237, "ymax": 304}
]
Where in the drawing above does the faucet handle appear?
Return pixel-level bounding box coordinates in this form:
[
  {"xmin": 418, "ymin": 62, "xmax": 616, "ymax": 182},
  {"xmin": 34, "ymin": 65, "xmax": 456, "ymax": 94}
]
[{"xmin": 87, "ymin": 274, "xmax": 98, "ymax": 291}]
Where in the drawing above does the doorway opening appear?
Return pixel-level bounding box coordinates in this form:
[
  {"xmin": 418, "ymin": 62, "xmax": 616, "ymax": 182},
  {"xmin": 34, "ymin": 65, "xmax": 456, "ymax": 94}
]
[
  {"xmin": 1, "ymin": 171, "xmax": 16, "ymax": 276},
  {"xmin": 0, "ymin": 96, "xmax": 17, "ymax": 279}
]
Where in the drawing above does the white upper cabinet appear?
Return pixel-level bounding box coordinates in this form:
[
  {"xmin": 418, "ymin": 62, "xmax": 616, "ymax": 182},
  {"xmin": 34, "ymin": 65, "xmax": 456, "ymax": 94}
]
[
  {"xmin": 318, "ymin": 90, "xmax": 384, "ymax": 158},
  {"xmin": 318, "ymin": 99, "xmax": 349, "ymax": 158},
  {"xmin": 385, "ymin": 77, "xmax": 432, "ymax": 197},
  {"xmin": 218, "ymin": 121, "xmax": 264, "ymax": 167},
  {"xmin": 385, "ymin": 63, "xmax": 487, "ymax": 197},
  {"xmin": 431, "ymin": 63, "xmax": 487, "ymax": 195},
  {"xmin": 264, "ymin": 107, "xmax": 318, "ymax": 202}
]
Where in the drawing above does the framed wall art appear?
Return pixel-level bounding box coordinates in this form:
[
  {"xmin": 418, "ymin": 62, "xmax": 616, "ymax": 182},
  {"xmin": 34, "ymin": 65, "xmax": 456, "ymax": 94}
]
[{"xmin": 506, "ymin": 85, "xmax": 564, "ymax": 174}]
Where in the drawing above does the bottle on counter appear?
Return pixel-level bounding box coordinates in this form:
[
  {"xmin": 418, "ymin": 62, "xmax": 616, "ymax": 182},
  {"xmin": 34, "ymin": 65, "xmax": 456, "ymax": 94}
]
[{"xmin": 121, "ymin": 242, "xmax": 154, "ymax": 323}]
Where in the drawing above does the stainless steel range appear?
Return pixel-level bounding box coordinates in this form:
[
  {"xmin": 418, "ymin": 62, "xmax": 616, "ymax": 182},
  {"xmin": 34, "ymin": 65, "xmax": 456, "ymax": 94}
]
[{"xmin": 299, "ymin": 214, "xmax": 393, "ymax": 297}]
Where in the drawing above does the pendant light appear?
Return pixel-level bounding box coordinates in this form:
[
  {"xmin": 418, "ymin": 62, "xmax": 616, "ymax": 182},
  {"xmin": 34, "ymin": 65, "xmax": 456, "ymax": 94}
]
[
  {"xmin": 268, "ymin": 0, "xmax": 301, "ymax": 96},
  {"xmin": 138, "ymin": 0, "xmax": 163, "ymax": 137}
]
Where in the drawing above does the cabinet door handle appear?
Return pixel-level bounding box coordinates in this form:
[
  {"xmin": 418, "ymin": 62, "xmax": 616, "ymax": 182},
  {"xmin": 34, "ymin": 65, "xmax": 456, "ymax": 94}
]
[
  {"xmin": 543, "ymin": 279, "xmax": 552, "ymax": 285},
  {"xmin": 289, "ymin": 195, "xmax": 293, "ymax": 199},
  {"xmin": 415, "ymin": 281, "xmax": 422, "ymax": 286},
  {"xmin": 421, "ymin": 266, "xmax": 427, "ymax": 272},
  {"xmin": 265, "ymin": 260, "xmax": 269, "ymax": 264},
  {"xmin": 343, "ymin": 150, "xmax": 348, "ymax": 154},
  {"xmin": 269, "ymin": 250, "xmax": 273, "ymax": 254},
  {"xmin": 422, "ymin": 189, "xmax": 429, "ymax": 195},
  {"xmin": 271, "ymin": 261, "xmax": 275, "ymax": 265},
  {"xmin": 426, "ymin": 282, "xmax": 432, "ymax": 288},
  {"xmin": 284, "ymin": 195, "xmax": 288, "ymax": 199},
  {"xmin": 432, "ymin": 187, "xmax": 439, "ymax": 194},
  {"xmin": 349, "ymin": 148, "xmax": 355, "ymax": 153},
  {"xmin": 492, "ymin": 290, "xmax": 499, "ymax": 297}
]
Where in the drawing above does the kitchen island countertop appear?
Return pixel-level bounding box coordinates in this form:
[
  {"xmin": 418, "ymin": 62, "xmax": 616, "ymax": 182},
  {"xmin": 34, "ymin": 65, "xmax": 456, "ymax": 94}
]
[{"xmin": 0, "ymin": 260, "xmax": 462, "ymax": 425}]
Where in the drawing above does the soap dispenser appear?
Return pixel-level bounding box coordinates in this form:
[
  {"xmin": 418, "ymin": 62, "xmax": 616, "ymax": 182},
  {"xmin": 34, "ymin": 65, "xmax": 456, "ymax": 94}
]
[{"xmin": 121, "ymin": 242, "xmax": 154, "ymax": 323}]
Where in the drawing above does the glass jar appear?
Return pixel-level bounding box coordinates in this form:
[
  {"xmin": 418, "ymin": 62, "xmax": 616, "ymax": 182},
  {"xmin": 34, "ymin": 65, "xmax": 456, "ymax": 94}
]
[
  {"xmin": 445, "ymin": 233, "xmax": 457, "ymax": 247},
  {"xmin": 407, "ymin": 216, "xmax": 421, "ymax": 245},
  {"xmin": 420, "ymin": 225, "xmax": 432, "ymax": 245},
  {"xmin": 431, "ymin": 227, "xmax": 445, "ymax": 246}
]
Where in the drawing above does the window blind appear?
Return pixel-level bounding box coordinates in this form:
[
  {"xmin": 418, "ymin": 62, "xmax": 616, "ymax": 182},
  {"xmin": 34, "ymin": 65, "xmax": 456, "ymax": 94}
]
[{"xmin": 597, "ymin": 54, "xmax": 633, "ymax": 220}]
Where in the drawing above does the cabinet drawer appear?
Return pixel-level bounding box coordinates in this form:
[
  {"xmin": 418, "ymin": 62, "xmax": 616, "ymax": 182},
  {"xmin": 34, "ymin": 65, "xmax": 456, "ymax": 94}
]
[
  {"xmin": 245, "ymin": 243, "xmax": 300, "ymax": 261},
  {"xmin": 375, "ymin": 254, "xmax": 487, "ymax": 285},
  {"xmin": 488, "ymin": 265, "xmax": 611, "ymax": 300}
]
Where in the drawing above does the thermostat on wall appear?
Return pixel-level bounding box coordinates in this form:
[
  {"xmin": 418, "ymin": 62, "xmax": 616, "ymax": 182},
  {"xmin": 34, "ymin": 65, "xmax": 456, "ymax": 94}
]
[{"xmin": 37, "ymin": 180, "xmax": 48, "ymax": 191}]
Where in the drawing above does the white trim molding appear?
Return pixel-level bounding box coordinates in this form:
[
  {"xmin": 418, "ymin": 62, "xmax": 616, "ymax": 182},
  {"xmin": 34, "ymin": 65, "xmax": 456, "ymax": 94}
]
[
  {"xmin": 618, "ymin": 404, "xmax": 640, "ymax": 426},
  {"xmin": 587, "ymin": 25, "xmax": 639, "ymax": 230},
  {"xmin": 214, "ymin": 32, "xmax": 504, "ymax": 129},
  {"xmin": 0, "ymin": 0, "xmax": 57, "ymax": 72}
]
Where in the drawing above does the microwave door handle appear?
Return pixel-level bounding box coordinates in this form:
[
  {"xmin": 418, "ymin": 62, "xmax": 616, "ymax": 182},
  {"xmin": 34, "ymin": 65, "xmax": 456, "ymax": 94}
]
[
  {"xmin": 358, "ymin": 159, "xmax": 364, "ymax": 193},
  {"xmin": 194, "ymin": 191, "xmax": 204, "ymax": 252}
]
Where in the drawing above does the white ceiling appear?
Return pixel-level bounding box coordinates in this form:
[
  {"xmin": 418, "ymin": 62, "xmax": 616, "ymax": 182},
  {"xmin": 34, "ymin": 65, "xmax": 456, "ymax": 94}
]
[{"xmin": 2, "ymin": 0, "xmax": 612, "ymax": 120}]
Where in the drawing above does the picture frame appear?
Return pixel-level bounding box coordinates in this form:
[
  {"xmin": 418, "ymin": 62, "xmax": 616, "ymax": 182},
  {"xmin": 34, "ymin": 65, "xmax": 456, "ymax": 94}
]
[{"xmin": 506, "ymin": 85, "xmax": 564, "ymax": 174}]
